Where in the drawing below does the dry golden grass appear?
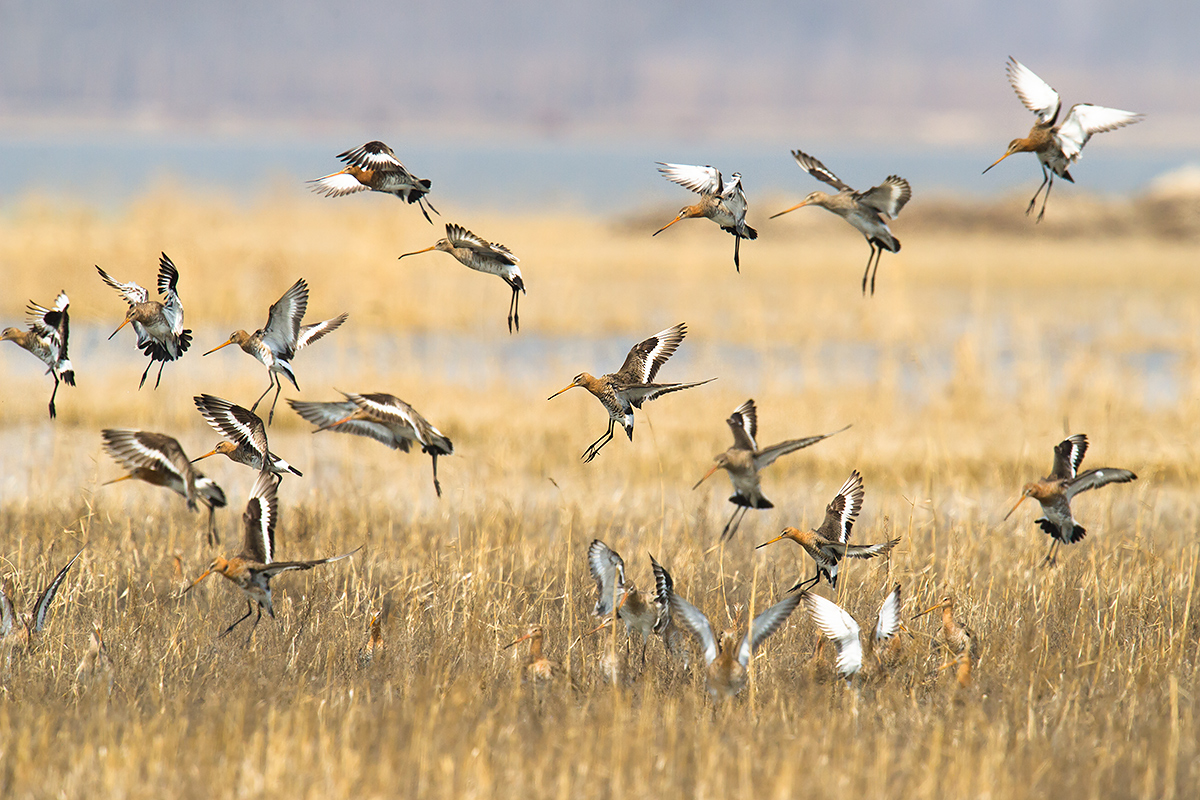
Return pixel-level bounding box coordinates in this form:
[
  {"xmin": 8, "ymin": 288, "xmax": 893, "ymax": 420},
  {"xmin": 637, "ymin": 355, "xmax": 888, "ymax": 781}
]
[{"xmin": 0, "ymin": 193, "xmax": 1198, "ymax": 799}]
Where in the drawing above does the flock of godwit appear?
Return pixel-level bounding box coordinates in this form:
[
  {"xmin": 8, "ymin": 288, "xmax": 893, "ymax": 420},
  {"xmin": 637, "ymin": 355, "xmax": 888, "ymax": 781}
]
[{"xmin": 1, "ymin": 58, "xmax": 1145, "ymax": 697}]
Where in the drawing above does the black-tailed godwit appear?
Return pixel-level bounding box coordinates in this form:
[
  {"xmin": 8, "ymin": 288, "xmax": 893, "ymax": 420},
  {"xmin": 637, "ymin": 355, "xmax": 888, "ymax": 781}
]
[
  {"xmin": 0, "ymin": 548, "xmax": 83, "ymax": 651},
  {"xmin": 184, "ymin": 469, "xmax": 359, "ymax": 640},
  {"xmin": 288, "ymin": 391, "xmax": 453, "ymax": 497},
  {"xmin": 192, "ymin": 394, "xmax": 301, "ymax": 478},
  {"xmin": 654, "ymin": 162, "xmax": 757, "ymax": 272},
  {"xmin": 398, "ymin": 223, "xmax": 526, "ymax": 333},
  {"xmin": 100, "ymin": 429, "xmax": 227, "ymax": 545},
  {"xmin": 548, "ymin": 322, "xmax": 713, "ymax": 463},
  {"xmin": 2, "ymin": 291, "xmax": 74, "ymax": 418},
  {"xmin": 667, "ymin": 580, "xmax": 801, "ymax": 700},
  {"xmin": 309, "ymin": 141, "xmax": 437, "ymax": 222},
  {"xmin": 203, "ymin": 278, "xmax": 348, "ymax": 424},
  {"xmin": 97, "ymin": 254, "xmax": 191, "ymax": 389},
  {"xmin": 587, "ymin": 539, "xmax": 673, "ymax": 664},
  {"xmin": 802, "ymin": 583, "xmax": 903, "ymax": 681},
  {"xmin": 770, "ymin": 150, "xmax": 911, "ymax": 295},
  {"xmin": 504, "ymin": 625, "xmax": 564, "ymax": 684},
  {"xmin": 914, "ymin": 595, "xmax": 980, "ymax": 688},
  {"xmin": 984, "ymin": 57, "xmax": 1143, "ymax": 221},
  {"xmin": 1004, "ymin": 433, "xmax": 1137, "ymax": 565},
  {"xmin": 756, "ymin": 471, "xmax": 900, "ymax": 593},
  {"xmin": 694, "ymin": 399, "xmax": 850, "ymax": 541}
]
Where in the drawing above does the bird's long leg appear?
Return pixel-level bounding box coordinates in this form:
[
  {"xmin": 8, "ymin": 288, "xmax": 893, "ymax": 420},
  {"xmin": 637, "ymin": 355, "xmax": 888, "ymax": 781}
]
[
  {"xmin": 582, "ymin": 420, "xmax": 616, "ymax": 463},
  {"xmin": 244, "ymin": 605, "xmax": 264, "ymax": 645},
  {"xmin": 267, "ymin": 378, "xmax": 284, "ymax": 425},
  {"xmin": 789, "ymin": 572, "xmax": 819, "ymax": 594},
  {"xmin": 138, "ymin": 360, "xmax": 153, "ymax": 390},
  {"xmin": 869, "ymin": 246, "xmax": 884, "ymax": 296},
  {"xmin": 47, "ymin": 374, "xmax": 60, "ymax": 419},
  {"xmin": 250, "ymin": 374, "xmax": 276, "ymax": 414},
  {"xmin": 1036, "ymin": 170, "xmax": 1056, "ymax": 223},
  {"xmin": 507, "ymin": 286, "xmax": 520, "ymax": 334},
  {"xmin": 733, "ymin": 233, "xmax": 742, "ymax": 273},
  {"xmin": 1041, "ymin": 540, "xmax": 1059, "ymax": 568},
  {"xmin": 154, "ymin": 360, "xmax": 166, "ymax": 389},
  {"xmin": 862, "ymin": 244, "xmax": 879, "ymax": 296},
  {"xmin": 1026, "ymin": 164, "xmax": 1051, "ymax": 220},
  {"xmin": 220, "ymin": 601, "xmax": 254, "ymax": 637},
  {"xmin": 430, "ymin": 452, "xmax": 442, "ymax": 498},
  {"xmin": 206, "ymin": 504, "xmax": 219, "ymax": 546},
  {"xmin": 720, "ymin": 506, "xmax": 747, "ymax": 543}
]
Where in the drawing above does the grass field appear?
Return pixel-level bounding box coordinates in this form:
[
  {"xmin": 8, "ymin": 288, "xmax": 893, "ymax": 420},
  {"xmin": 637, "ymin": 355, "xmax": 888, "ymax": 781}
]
[{"xmin": 0, "ymin": 191, "xmax": 1198, "ymax": 798}]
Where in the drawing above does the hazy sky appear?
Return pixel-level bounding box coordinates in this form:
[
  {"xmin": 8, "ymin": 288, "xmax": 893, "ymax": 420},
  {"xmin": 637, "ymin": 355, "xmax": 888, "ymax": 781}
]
[{"xmin": 1, "ymin": 1, "xmax": 1195, "ymax": 147}]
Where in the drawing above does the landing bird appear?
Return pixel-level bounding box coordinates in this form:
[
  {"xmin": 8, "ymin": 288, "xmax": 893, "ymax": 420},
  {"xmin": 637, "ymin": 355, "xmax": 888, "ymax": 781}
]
[
  {"xmin": 203, "ymin": 278, "xmax": 347, "ymax": 424},
  {"xmin": 668, "ymin": 581, "xmax": 801, "ymax": 700},
  {"xmin": 587, "ymin": 540, "xmax": 672, "ymax": 664},
  {"xmin": 770, "ymin": 150, "xmax": 911, "ymax": 296},
  {"xmin": 0, "ymin": 549, "xmax": 83, "ymax": 650},
  {"xmin": 654, "ymin": 162, "xmax": 757, "ymax": 272},
  {"xmin": 802, "ymin": 583, "xmax": 903, "ymax": 681},
  {"xmin": 914, "ymin": 595, "xmax": 979, "ymax": 688},
  {"xmin": 648, "ymin": 555, "xmax": 691, "ymax": 668},
  {"xmin": 548, "ymin": 322, "xmax": 714, "ymax": 463},
  {"xmin": 309, "ymin": 141, "xmax": 437, "ymax": 223},
  {"xmin": 97, "ymin": 253, "xmax": 192, "ymax": 389},
  {"xmin": 398, "ymin": 223, "xmax": 526, "ymax": 333},
  {"xmin": 984, "ymin": 57, "xmax": 1143, "ymax": 222},
  {"xmin": 288, "ymin": 391, "xmax": 453, "ymax": 497},
  {"xmin": 191, "ymin": 394, "xmax": 301, "ymax": 478},
  {"xmin": 504, "ymin": 625, "xmax": 564, "ymax": 684},
  {"xmin": 2, "ymin": 290, "xmax": 75, "ymax": 418},
  {"xmin": 1004, "ymin": 433, "xmax": 1137, "ymax": 565},
  {"xmin": 100, "ymin": 429, "xmax": 227, "ymax": 545},
  {"xmin": 756, "ymin": 471, "xmax": 900, "ymax": 593},
  {"xmin": 184, "ymin": 469, "xmax": 359, "ymax": 640},
  {"xmin": 694, "ymin": 399, "xmax": 850, "ymax": 541}
]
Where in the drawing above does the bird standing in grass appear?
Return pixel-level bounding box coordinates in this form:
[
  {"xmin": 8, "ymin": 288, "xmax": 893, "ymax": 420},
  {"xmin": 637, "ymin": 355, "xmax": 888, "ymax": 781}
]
[
  {"xmin": 309, "ymin": 141, "xmax": 437, "ymax": 222},
  {"xmin": 2, "ymin": 290, "xmax": 74, "ymax": 418},
  {"xmin": 548, "ymin": 322, "xmax": 713, "ymax": 463},
  {"xmin": 504, "ymin": 625, "xmax": 564, "ymax": 684},
  {"xmin": 914, "ymin": 595, "xmax": 979, "ymax": 688},
  {"xmin": 654, "ymin": 162, "xmax": 757, "ymax": 272},
  {"xmin": 398, "ymin": 223, "xmax": 526, "ymax": 333},
  {"xmin": 97, "ymin": 254, "xmax": 191, "ymax": 389},
  {"xmin": 694, "ymin": 399, "xmax": 850, "ymax": 541},
  {"xmin": 1004, "ymin": 433, "xmax": 1136, "ymax": 565},
  {"xmin": 983, "ymin": 57, "xmax": 1143, "ymax": 221},
  {"xmin": 203, "ymin": 278, "xmax": 347, "ymax": 425},
  {"xmin": 770, "ymin": 150, "xmax": 911, "ymax": 296}
]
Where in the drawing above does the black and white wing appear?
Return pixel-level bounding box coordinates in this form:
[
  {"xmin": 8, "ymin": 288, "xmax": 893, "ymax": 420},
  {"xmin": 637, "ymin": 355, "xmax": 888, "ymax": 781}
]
[
  {"xmin": 345, "ymin": 392, "xmax": 453, "ymax": 455},
  {"xmin": 587, "ymin": 539, "xmax": 626, "ymax": 617},
  {"xmin": 445, "ymin": 224, "xmax": 519, "ymax": 265},
  {"xmin": 194, "ymin": 394, "xmax": 269, "ymax": 460},
  {"xmin": 1006, "ymin": 57, "xmax": 1061, "ymax": 125},
  {"xmin": 617, "ymin": 322, "xmax": 687, "ymax": 383},
  {"xmin": 288, "ymin": 399, "xmax": 412, "ymax": 452},
  {"xmin": 1064, "ymin": 468, "xmax": 1137, "ymax": 501},
  {"xmin": 338, "ymin": 141, "xmax": 408, "ymax": 173},
  {"xmin": 815, "ymin": 470, "xmax": 866, "ymax": 544},
  {"xmin": 657, "ymin": 163, "xmax": 723, "ymax": 196},
  {"xmin": 262, "ymin": 278, "xmax": 309, "ymax": 357},
  {"xmin": 29, "ymin": 549, "xmax": 84, "ymax": 634},
  {"xmin": 726, "ymin": 399, "xmax": 758, "ymax": 451},
  {"xmin": 96, "ymin": 266, "xmax": 148, "ymax": 306},
  {"xmin": 1056, "ymin": 104, "xmax": 1143, "ymax": 163},
  {"xmin": 157, "ymin": 253, "xmax": 188, "ymax": 339},
  {"xmin": 858, "ymin": 176, "xmax": 912, "ymax": 219},
  {"xmin": 297, "ymin": 313, "xmax": 348, "ymax": 350},
  {"xmin": 1051, "ymin": 434, "xmax": 1088, "ymax": 480},
  {"xmin": 803, "ymin": 592, "xmax": 862, "ymax": 678},
  {"xmin": 789, "ymin": 150, "xmax": 852, "ymax": 192},
  {"xmin": 753, "ymin": 425, "xmax": 851, "ymax": 471},
  {"xmin": 738, "ymin": 592, "xmax": 802, "ymax": 668},
  {"xmin": 670, "ymin": 592, "xmax": 718, "ymax": 665},
  {"xmin": 242, "ymin": 469, "xmax": 278, "ymax": 564}
]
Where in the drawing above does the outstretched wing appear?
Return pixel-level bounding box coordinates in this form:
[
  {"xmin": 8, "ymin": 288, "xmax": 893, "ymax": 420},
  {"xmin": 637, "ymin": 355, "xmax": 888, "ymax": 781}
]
[
  {"xmin": 587, "ymin": 539, "xmax": 626, "ymax": 617},
  {"xmin": 1051, "ymin": 434, "xmax": 1088, "ymax": 480},
  {"xmin": 263, "ymin": 278, "xmax": 309, "ymax": 357},
  {"xmin": 858, "ymin": 176, "xmax": 912, "ymax": 218},
  {"xmin": 656, "ymin": 163, "xmax": 723, "ymax": 196},
  {"xmin": 445, "ymin": 224, "xmax": 519, "ymax": 265},
  {"xmin": 1064, "ymin": 468, "xmax": 1137, "ymax": 501},
  {"xmin": 803, "ymin": 592, "xmax": 862, "ymax": 677},
  {"xmin": 242, "ymin": 469, "xmax": 277, "ymax": 564},
  {"xmin": 345, "ymin": 392, "xmax": 453, "ymax": 455},
  {"xmin": 874, "ymin": 583, "xmax": 902, "ymax": 643},
  {"xmin": 1056, "ymin": 104, "xmax": 1143, "ymax": 163},
  {"xmin": 258, "ymin": 547, "xmax": 361, "ymax": 578},
  {"xmin": 101, "ymin": 429, "xmax": 189, "ymax": 476},
  {"xmin": 617, "ymin": 322, "xmax": 687, "ymax": 383},
  {"xmin": 726, "ymin": 399, "xmax": 758, "ymax": 451},
  {"xmin": 96, "ymin": 266, "xmax": 148, "ymax": 306},
  {"xmin": 29, "ymin": 549, "xmax": 84, "ymax": 633},
  {"xmin": 815, "ymin": 470, "xmax": 865, "ymax": 544},
  {"xmin": 753, "ymin": 425, "xmax": 851, "ymax": 471},
  {"xmin": 297, "ymin": 313, "xmax": 348, "ymax": 350},
  {"xmin": 789, "ymin": 150, "xmax": 851, "ymax": 192},
  {"xmin": 738, "ymin": 592, "xmax": 802, "ymax": 667},
  {"xmin": 157, "ymin": 254, "xmax": 188, "ymax": 339},
  {"xmin": 288, "ymin": 399, "xmax": 412, "ymax": 452},
  {"xmin": 1006, "ymin": 57, "xmax": 1061, "ymax": 125},
  {"xmin": 194, "ymin": 394, "xmax": 269, "ymax": 460},
  {"xmin": 338, "ymin": 141, "xmax": 407, "ymax": 173},
  {"xmin": 669, "ymin": 592, "xmax": 718, "ymax": 665}
]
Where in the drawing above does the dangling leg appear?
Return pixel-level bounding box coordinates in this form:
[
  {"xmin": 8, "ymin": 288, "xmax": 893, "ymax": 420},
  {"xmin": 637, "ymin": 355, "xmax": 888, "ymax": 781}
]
[
  {"xmin": 869, "ymin": 246, "xmax": 884, "ymax": 296},
  {"xmin": 582, "ymin": 420, "xmax": 616, "ymax": 463},
  {"xmin": 47, "ymin": 374, "xmax": 60, "ymax": 419},
  {"xmin": 430, "ymin": 452, "xmax": 442, "ymax": 498},
  {"xmin": 139, "ymin": 360, "xmax": 153, "ymax": 390},
  {"xmin": 861, "ymin": 244, "xmax": 877, "ymax": 296},
  {"xmin": 733, "ymin": 233, "xmax": 742, "ymax": 273},
  {"xmin": 206, "ymin": 504, "xmax": 219, "ymax": 546},
  {"xmin": 789, "ymin": 571, "xmax": 819, "ymax": 594},
  {"xmin": 1036, "ymin": 170, "xmax": 1055, "ymax": 223},
  {"xmin": 244, "ymin": 605, "xmax": 264, "ymax": 645},
  {"xmin": 1025, "ymin": 164, "xmax": 1051, "ymax": 219},
  {"xmin": 153, "ymin": 360, "xmax": 166, "ymax": 389},
  {"xmin": 251, "ymin": 373, "xmax": 276, "ymax": 413},
  {"xmin": 1041, "ymin": 540, "xmax": 1059, "ymax": 567},
  {"xmin": 220, "ymin": 600, "xmax": 255, "ymax": 637},
  {"xmin": 507, "ymin": 286, "xmax": 520, "ymax": 334},
  {"xmin": 720, "ymin": 506, "xmax": 747, "ymax": 542},
  {"xmin": 267, "ymin": 379, "xmax": 285, "ymax": 425}
]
